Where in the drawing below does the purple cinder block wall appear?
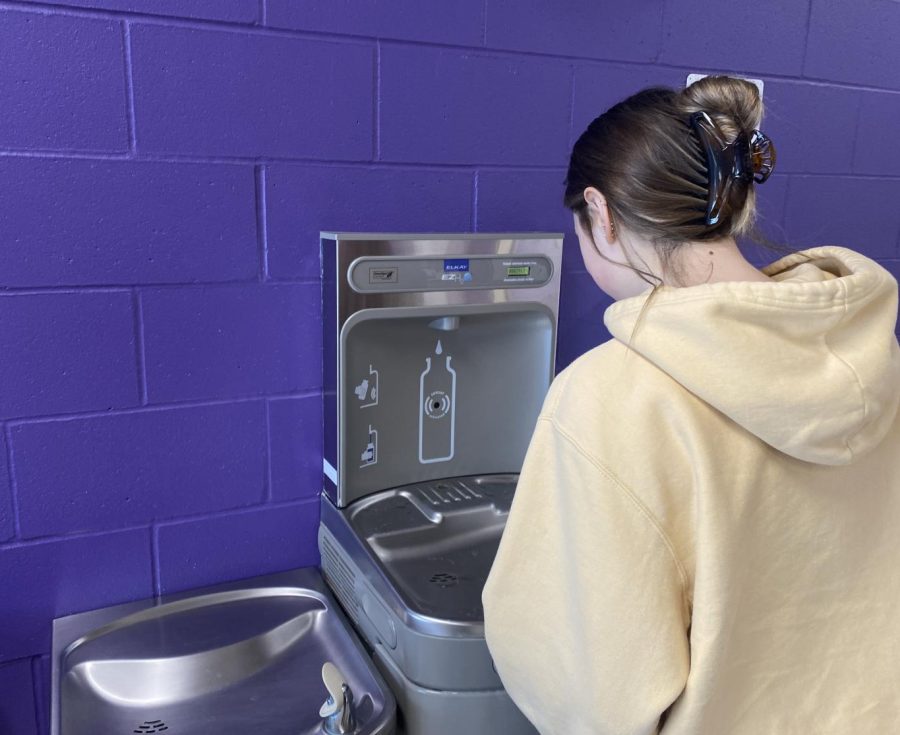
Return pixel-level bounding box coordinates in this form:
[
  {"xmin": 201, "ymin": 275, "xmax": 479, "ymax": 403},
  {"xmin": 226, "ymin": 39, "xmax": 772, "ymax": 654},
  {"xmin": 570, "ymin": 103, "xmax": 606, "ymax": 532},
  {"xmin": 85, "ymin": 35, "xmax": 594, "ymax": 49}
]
[{"xmin": 1, "ymin": 1, "xmax": 899, "ymax": 732}]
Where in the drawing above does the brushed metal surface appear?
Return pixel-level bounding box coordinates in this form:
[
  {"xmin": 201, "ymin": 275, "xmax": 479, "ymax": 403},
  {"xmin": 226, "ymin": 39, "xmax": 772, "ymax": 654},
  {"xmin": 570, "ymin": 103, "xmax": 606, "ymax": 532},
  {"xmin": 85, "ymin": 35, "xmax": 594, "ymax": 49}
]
[
  {"xmin": 318, "ymin": 474, "xmax": 515, "ymax": 639},
  {"xmin": 332, "ymin": 235, "xmax": 562, "ymax": 344},
  {"xmin": 323, "ymin": 232, "xmax": 562, "ymax": 508},
  {"xmin": 348, "ymin": 476, "xmax": 515, "ymax": 624},
  {"xmin": 52, "ymin": 568, "xmax": 396, "ymax": 735}
]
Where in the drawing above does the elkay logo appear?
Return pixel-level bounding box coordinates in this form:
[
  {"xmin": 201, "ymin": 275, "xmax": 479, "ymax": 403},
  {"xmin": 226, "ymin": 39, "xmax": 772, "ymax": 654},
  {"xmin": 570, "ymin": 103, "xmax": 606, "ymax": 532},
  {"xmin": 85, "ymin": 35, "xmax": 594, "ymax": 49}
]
[{"xmin": 443, "ymin": 259, "xmax": 469, "ymax": 272}]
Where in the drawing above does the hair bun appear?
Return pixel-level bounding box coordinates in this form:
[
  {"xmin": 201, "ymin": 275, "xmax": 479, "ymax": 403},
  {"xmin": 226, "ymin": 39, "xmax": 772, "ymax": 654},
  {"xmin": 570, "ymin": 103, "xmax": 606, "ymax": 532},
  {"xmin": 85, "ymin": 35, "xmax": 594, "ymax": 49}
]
[{"xmin": 680, "ymin": 75, "xmax": 763, "ymax": 138}]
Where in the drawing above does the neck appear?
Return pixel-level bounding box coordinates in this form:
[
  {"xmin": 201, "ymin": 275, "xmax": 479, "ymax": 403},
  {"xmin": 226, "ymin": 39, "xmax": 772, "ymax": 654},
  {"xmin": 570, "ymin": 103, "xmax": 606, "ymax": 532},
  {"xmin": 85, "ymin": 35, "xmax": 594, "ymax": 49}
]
[{"xmin": 666, "ymin": 238, "xmax": 771, "ymax": 287}]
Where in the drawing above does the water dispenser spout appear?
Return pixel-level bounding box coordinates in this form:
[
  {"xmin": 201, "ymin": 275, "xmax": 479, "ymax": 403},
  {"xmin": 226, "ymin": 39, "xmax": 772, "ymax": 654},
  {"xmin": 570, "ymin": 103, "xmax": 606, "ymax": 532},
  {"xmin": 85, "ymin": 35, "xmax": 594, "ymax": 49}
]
[
  {"xmin": 319, "ymin": 661, "xmax": 356, "ymax": 734},
  {"xmin": 428, "ymin": 316, "xmax": 460, "ymax": 331}
]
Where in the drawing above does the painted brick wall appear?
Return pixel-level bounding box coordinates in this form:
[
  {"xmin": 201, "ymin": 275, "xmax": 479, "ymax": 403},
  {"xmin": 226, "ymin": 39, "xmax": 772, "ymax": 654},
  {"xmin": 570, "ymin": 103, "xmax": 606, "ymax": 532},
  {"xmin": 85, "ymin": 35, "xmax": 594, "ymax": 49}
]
[{"xmin": 1, "ymin": 2, "xmax": 899, "ymax": 732}]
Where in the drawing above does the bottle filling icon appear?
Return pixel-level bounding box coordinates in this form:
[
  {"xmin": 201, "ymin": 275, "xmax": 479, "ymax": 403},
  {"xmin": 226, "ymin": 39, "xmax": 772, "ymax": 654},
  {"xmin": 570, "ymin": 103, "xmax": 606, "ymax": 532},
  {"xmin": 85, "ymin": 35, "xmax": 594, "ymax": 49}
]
[
  {"xmin": 419, "ymin": 339, "xmax": 457, "ymax": 464},
  {"xmin": 360, "ymin": 424, "xmax": 378, "ymax": 468}
]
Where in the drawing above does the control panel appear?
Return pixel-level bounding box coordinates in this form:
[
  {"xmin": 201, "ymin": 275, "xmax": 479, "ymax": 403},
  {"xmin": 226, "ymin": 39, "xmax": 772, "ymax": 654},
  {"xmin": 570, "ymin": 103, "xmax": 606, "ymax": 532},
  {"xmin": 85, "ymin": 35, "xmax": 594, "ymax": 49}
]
[{"xmin": 348, "ymin": 255, "xmax": 553, "ymax": 293}]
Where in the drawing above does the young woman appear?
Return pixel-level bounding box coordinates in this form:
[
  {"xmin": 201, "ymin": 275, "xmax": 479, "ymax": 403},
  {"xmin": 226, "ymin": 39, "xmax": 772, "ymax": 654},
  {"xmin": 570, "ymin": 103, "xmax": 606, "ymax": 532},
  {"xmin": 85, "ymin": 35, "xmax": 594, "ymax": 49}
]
[{"xmin": 482, "ymin": 76, "xmax": 900, "ymax": 734}]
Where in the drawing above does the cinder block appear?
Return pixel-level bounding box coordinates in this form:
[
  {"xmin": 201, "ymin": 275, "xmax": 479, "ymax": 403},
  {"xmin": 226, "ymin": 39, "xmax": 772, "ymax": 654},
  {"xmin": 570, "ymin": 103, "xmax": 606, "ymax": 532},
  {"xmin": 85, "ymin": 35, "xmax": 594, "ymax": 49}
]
[
  {"xmin": 853, "ymin": 93, "xmax": 900, "ymax": 176},
  {"xmin": 805, "ymin": 0, "xmax": 900, "ymax": 90},
  {"xmin": 0, "ymin": 530, "xmax": 152, "ymax": 661},
  {"xmin": 658, "ymin": 0, "xmax": 808, "ymax": 75},
  {"xmin": 476, "ymin": 169, "xmax": 569, "ymax": 233},
  {"xmin": 266, "ymin": 164, "xmax": 473, "ymax": 279},
  {"xmin": 0, "ymin": 292, "xmax": 138, "ymax": 420},
  {"xmin": 380, "ymin": 45, "xmax": 570, "ymax": 165},
  {"xmin": 141, "ymin": 284, "xmax": 321, "ymax": 402},
  {"xmin": 0, "ymin": 158, "xmax": 258, "ymax": 287},
  {"xmin": 883, "ymin": 261, "xmax": 900, "ymax": 338},
  {"xmin": 33, "ymin": 655, "xmax": 50, "ymax": 735},
  {"xmin": 571, "ymin": 63, "xmax": 686, "ymax": 143},
  {"xmin": 0, "ymin": 10, "xmax": 127, "ymax": 152},
  {"xmin": 12, "ymin": 402, "xmax": 267, "ymax": 537},
  {"xmin": 269, "ymin": 396, "xmax": 321, "ymax": 501},
  {"xmin": 880, "ymin": 261, "xmax": 900, "ymax": 340},
  {"xmin": 562, "ymin": 233, "xmax": 586, "ymax": 274},
  {"xmin": 763, "ymin": 81, "xmax": 859, "ymax": 174},
  {"xmin": 0, "ymin": 658, "xmax": 38, "ymax": 733},
  {"xmin": 476, "ymin": 169, "xmax": 583, "ymax": 273},
  {"xmin": 156, "ymin": 501, "xmax": 320, "ymax": 594},
  {"xmin": 784, "ymin": 177, "xmax": 900, "ymax": 259},
  {"xmin": 557, "ymin": 318, "xmax": 610, "ymax": 373},
  {"xmin": 751, "ymin": 173, "xmax": 790, "ymax": 246},
  {"xmin": 35, "ymin": 0, "xmax": 258, "ymax": 22},
  {"xmin": 130, "ymin": 25, "xmax": 374, "ymax": 159},
  {"xmin": 267, "ymin": 0, "xmax": 482, "ymax": 45},
  {"xmin": 559, "ymin": 270, "xmax": 612, "ymax": 323},
  {"xmin": 485, "ymin": 0, "xmax": 662, "ymax": 62}
]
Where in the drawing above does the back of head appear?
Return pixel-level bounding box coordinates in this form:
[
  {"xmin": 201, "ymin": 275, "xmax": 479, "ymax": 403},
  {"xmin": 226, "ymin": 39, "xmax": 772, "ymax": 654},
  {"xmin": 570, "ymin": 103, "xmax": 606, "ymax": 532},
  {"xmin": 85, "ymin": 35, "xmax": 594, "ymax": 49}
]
[{"xmin": 564, "ymin": 76, "xmax": 765, "ymax": 247}]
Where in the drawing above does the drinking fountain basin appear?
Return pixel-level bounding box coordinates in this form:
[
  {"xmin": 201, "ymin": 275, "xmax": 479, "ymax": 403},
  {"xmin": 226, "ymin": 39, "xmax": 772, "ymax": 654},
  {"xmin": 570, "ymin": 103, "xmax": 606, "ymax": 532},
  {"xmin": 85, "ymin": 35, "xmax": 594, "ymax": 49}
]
[
  {"xmin": 346, "ymin": 475, "xmax": 516, "ymax": 622},
  {"xmin": 51, "ymin": 567, "xmax": 396, "ymax": 735}
]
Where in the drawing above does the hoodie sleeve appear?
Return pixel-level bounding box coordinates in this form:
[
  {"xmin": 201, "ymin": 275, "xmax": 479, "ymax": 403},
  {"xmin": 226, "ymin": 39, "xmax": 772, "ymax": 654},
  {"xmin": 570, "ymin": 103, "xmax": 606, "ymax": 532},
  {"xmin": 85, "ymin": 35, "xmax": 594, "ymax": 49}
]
[{"xmin": 482, "ymin": 416, "xmax": 691, "ymax": 735}]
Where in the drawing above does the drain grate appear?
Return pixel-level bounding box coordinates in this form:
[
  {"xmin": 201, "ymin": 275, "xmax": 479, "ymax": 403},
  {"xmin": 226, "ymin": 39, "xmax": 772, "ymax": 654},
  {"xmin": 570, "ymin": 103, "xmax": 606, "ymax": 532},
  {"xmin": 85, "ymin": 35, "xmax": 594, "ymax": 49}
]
[
  {"xmin": 429, "ymin": 572, "xmax": 459, "ymax": 588},
  {"xmin": 134, "ymin": 721, "xmax": 168, "ymax": 734}
]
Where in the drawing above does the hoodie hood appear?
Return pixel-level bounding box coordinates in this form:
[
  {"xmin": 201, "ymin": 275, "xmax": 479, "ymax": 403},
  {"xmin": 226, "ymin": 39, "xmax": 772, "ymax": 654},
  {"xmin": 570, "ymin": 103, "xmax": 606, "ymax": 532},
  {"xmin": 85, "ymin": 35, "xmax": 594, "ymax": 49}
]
[{"xmin": 604, "ymin": 246, "xmax": 900, "ymax": 465}]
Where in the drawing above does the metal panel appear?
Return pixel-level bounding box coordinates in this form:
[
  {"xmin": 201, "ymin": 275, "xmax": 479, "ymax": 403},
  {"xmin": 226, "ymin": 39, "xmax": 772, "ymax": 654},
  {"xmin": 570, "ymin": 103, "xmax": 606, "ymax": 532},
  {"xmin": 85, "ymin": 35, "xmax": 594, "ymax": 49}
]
[{"xmin": 322, "ymin": 233, "xmax": 562, "ymax": 507}]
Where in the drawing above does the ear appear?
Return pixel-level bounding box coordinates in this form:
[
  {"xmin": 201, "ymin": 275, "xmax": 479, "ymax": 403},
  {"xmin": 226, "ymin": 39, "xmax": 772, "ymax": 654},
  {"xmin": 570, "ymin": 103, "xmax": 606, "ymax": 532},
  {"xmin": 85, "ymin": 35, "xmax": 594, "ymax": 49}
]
[{"xmin": 582, "ymin": 187, "xmax": 617, "ymax": 245}]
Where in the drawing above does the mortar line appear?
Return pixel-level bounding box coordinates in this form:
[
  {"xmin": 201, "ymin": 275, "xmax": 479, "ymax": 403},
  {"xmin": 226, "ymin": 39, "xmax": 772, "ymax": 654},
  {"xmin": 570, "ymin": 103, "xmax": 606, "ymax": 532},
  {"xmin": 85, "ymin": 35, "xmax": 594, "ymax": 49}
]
[
  {"xmin": 0, "ymin": 148, "xmax": 573, "ymax": 170},
  {"xmin": 472, "ymin": 170, "xmax": 480, "ymax": 231},
  {"xmin": 121, "ymin": 20, "xmax": 138, "ymax": 154},
  {"xmin": 4, "ymin": 0, "xmax": 900, "ymax": 96},
  {"xmin": 0, "ymin": 279, "xmax": 319, "ymax": 295},
  {"xmin": 3, "ymin": 423, "xmax": 20, "ymax": 539},
  {"xmin": 374, "ymin": 41, "xmax": 382, "ymax": 161},
  {"xmin": 568, "ymin": 63, "xmax": 577, "ymax": 145},
  {"xmin": 0, "ymin": 520, "xmax": 159, "ymax": 549},
  {"xmin": 150, "ymin": 524, "xmax": 162, "ymax": 597},
  {"xmin": 131, "ymin": 289, "xmax": 149, "ymax": 405},
  {"xmin": 5, "ymin": 391, "xmax": 321, "ymax": 427},
  {"xmin": 30, "ymin": 656, "xmax": 44, "ymax": 733},
  {"xmin": 799, "ymin": 0, "xmax": 816, "ymax": 78},
  {"xmin": 782, "ymin": 174, "xmax": 794, "ymax": 234},
  {"xmin": 264, "ymin": 399, "xmax": 274, "ymax": 502},
  {"xmin": 258, "ymin": 0, "xmax": 266, "ymax": 25},
  {"xmin": 255, "ymin": 165, "xmax": 269, "ymax": 281},
  {"xmin": 0, "ymin": 499, "xmax": 321, "ymax": 550},
  {"xmin": 3, "ymin": 142, "xmax": 897, "ymax": 175},
  {"xmin": 1, "ymin": 0, "xmax": 262, "ymax": 30},
  {"xmin": 848, "ymin": 93, "xmax": 864, "ymax": 174},
  {"xmin": 653, "ymin": 0, "xmax": 667, "ymax": 63}
]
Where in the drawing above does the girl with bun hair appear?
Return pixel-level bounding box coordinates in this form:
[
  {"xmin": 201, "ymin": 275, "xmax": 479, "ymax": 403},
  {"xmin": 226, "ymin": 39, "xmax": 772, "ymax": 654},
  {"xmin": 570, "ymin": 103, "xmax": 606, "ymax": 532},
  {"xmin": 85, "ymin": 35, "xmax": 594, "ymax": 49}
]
[{"xmin": 483, "ymin": 76, "xmax": 900, "ymax": 734}]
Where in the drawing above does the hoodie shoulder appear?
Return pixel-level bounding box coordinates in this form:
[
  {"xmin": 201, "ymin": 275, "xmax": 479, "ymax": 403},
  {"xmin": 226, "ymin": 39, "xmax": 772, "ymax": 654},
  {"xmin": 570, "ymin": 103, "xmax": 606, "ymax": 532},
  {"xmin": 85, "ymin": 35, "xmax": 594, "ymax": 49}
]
[
  {"xmin": 544, "ymin": 339, "xmax": 714, "ymax": 447},
  {"xmin": 599, "ymin": 248, "xmax": 900, "ymax": 465}
]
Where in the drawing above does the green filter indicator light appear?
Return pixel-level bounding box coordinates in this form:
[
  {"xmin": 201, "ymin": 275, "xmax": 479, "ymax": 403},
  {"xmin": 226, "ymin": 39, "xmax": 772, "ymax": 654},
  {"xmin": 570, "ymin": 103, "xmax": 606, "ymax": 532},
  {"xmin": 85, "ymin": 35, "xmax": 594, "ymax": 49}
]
[{"xmin": 506, "ymin": 266, "xmax": 531, "ymax": 277}]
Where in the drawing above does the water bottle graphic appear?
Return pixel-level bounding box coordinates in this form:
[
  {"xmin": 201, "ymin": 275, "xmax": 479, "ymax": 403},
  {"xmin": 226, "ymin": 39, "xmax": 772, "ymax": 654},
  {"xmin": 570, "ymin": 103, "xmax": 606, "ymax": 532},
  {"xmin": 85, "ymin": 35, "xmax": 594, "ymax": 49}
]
[{"xmin": 419, "ymin": 339, "xmax": 457, "ymax": 464}]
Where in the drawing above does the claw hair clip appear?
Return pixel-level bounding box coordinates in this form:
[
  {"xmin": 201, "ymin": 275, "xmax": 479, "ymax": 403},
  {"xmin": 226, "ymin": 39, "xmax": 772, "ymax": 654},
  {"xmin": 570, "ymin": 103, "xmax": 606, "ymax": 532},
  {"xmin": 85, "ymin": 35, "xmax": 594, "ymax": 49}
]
[{"xmin": 690, "ymin": 111, "xmax": 777, "ymax": 226}]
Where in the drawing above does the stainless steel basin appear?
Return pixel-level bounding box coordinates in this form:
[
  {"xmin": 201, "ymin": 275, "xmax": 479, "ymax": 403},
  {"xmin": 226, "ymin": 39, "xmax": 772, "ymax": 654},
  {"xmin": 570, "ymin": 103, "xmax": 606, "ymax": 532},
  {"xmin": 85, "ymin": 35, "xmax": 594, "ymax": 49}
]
[
  {"xmin": 51, "ymin": 567, "xmax": 396, "ymax": 735},
  {"xmin": 347, "ymin": 475, "xmax": 516, "ymax": 622}
]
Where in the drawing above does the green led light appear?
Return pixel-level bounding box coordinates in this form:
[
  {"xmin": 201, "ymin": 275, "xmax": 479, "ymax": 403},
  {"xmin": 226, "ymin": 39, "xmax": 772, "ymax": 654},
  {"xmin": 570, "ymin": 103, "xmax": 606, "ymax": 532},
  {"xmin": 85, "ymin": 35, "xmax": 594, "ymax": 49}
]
[{"xmin": 506, "ymin": 266, "xmax": 530, "ymax": 277}]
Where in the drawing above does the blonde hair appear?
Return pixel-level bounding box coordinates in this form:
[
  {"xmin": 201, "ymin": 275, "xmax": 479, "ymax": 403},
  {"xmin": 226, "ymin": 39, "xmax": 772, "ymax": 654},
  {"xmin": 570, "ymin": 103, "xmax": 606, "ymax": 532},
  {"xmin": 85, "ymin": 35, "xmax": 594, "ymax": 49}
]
[{"xmin": 564, "ymin": 75, "xmax": 767, "ymax": 282}]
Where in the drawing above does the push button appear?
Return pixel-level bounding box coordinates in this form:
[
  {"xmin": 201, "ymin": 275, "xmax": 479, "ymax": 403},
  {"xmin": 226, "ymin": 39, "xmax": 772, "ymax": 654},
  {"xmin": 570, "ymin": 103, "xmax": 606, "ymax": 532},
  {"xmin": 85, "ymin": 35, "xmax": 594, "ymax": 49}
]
[{"xmin": 361, "ymin": 592, "xmax": 397, "ymax": 649}]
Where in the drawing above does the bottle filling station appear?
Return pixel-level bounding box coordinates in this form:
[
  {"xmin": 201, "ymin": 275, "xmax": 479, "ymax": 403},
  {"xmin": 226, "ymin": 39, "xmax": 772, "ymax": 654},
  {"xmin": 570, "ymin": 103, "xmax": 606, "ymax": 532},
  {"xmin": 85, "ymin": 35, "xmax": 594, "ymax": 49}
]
[{"xmin": 319, "ymin": 232, "xmax": 563, "ymax": 735}]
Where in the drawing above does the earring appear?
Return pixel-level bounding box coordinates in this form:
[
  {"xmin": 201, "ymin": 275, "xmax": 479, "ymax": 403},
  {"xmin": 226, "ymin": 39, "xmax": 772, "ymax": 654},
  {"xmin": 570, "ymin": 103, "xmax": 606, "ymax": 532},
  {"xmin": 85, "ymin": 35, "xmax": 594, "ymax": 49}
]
[{"xmin": 609, "ymin": 221, "xmax": 616, "ymax": 240}]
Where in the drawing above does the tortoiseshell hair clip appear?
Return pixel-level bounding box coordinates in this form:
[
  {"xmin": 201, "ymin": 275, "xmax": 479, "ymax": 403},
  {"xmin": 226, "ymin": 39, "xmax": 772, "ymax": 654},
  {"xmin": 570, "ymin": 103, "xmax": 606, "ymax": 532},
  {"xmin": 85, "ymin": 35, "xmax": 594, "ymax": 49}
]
[{"xmin": 690, "ymin": 111, "xmax": 777, "ymax": 226}]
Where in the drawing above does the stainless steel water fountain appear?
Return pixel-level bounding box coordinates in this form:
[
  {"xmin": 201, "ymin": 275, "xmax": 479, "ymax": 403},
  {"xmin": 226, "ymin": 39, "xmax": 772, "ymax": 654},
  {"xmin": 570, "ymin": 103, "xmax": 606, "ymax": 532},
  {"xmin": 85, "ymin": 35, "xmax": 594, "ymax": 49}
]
[
  {"xmin": 51, "ymin": 568, "xmax": 396, "ymax": 735},
  {"xmin": 318, "ymin": 233, "xmax": 562, "ymax": 735}
]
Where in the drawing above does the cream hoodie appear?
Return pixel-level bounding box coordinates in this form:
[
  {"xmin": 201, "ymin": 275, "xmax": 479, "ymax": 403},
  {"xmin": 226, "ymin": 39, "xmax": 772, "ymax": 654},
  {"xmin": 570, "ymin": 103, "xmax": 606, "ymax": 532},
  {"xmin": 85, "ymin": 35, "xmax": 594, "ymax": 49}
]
[{"xmin": 482, "ymin": 247, "xmax": 900, "ymax": 735}]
